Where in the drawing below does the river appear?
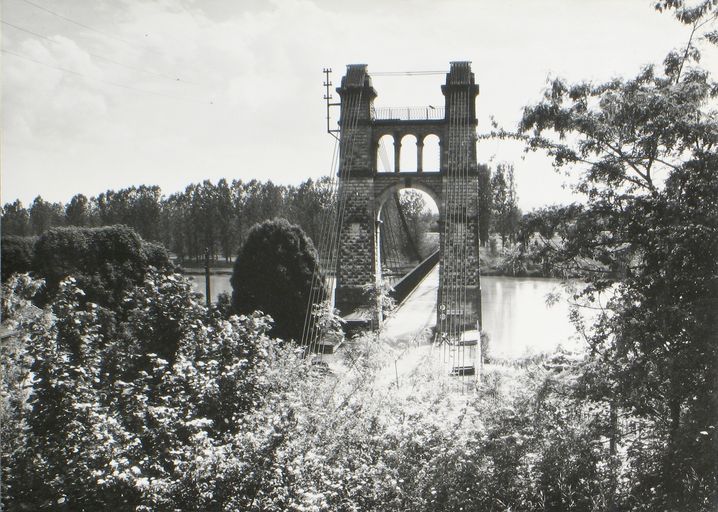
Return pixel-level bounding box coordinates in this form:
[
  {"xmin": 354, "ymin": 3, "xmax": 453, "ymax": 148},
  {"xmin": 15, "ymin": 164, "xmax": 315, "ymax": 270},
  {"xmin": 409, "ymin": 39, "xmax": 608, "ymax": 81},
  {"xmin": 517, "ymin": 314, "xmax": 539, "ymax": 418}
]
[
  {"xmin": 188, "ymin": 272, "xmax": 590, "ymax": 358},
  {"xmin": 481, "ymin": 275, "xmax": 587, "ymax": 358}
]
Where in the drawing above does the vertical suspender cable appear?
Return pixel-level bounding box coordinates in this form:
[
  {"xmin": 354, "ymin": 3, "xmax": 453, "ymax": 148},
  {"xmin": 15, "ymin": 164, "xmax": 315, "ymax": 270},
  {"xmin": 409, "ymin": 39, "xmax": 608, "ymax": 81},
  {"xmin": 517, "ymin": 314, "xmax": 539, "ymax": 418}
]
[
  {"xmin": 302, "ymin": 89, "xmax": 362, "ymax": 352},
  {"xmin": 460, "ymin": 87, "xmax": 471, "ymax": 388},
  {"xmin": 306, "ymin": 91, "xmax": 360, "ymax": 353},
  {"xmin": 300, "ymin": 138, "xmax": 339, "ymax": 345},
  {"xmin": 305, "ymin": 87, "xmax": 365, "ymax": 355}
]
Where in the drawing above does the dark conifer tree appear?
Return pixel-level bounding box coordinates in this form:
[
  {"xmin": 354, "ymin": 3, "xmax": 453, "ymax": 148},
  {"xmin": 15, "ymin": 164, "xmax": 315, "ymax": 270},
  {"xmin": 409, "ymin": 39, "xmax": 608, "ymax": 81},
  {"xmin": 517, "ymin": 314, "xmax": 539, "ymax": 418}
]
[{"xmin": 230, "ymin": 218, "xmax": 320, "ymax": 341}]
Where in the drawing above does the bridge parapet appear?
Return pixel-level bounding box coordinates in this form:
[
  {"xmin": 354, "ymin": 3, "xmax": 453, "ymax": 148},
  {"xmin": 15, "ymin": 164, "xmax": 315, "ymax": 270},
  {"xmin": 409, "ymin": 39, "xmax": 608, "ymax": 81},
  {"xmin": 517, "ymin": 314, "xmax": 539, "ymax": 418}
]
[
  {"xmin": 391, "ymin": 250, "xmax": 440, "ymax": 305},
  {"xmin": 372, "ymin": 106, "xmax": 446, "ymax": 121}
]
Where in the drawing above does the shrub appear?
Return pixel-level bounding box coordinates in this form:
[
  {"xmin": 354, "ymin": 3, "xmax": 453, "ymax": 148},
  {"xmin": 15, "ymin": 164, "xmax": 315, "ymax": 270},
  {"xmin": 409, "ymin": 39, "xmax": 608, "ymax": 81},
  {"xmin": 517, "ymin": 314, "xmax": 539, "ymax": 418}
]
[
  {"xmin": 231, "ymin": 218, "xmax": 322, "ymax": 341},
  {"xmin": 31, "ymin": 225, "xmax": 172, "ymax": 307},
  {"xmin": 1, "ymin": 235, "xmax": 36, "ymax": 282}
]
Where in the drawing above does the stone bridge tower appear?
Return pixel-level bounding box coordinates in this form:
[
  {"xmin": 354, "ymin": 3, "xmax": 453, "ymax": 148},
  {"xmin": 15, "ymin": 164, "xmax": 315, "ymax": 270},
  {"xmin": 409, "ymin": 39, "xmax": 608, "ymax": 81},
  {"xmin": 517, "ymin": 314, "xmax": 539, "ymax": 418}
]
[{"xmin": 334, "ymin": 62, "xmax": 481, "ymax": 331}]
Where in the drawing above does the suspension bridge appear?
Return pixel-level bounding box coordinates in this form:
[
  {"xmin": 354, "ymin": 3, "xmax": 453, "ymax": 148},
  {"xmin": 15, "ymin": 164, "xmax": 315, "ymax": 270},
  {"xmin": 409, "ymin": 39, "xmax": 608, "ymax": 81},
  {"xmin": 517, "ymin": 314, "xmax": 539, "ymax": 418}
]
[{"xmin": 302, "ymin": 62, "xmax": 483, "ymax": 388}]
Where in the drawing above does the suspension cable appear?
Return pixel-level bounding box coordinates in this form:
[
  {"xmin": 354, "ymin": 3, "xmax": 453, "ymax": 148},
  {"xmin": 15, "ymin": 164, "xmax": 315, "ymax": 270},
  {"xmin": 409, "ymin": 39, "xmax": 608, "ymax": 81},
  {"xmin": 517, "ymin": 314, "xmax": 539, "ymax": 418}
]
[{"xmin": 303, "ymin": 86, "xmax": 365, "ymax": 355}]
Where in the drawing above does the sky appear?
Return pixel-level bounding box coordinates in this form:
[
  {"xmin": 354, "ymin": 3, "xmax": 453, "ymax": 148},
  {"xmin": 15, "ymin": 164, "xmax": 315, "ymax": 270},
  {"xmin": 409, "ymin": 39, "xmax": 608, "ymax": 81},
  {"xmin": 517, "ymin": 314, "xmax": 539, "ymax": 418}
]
[{"xmin": 2, "ymin": 0, "xmax": 715, "ymax": 211}]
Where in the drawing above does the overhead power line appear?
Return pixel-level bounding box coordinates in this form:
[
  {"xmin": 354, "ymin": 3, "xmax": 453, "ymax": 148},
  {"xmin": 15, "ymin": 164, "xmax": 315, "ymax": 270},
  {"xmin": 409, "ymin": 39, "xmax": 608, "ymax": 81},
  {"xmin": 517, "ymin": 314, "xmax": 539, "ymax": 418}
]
[
  {"xmin": 14, "ymin": 0, "xmax": 164, "ymax": 57},
  {"xmin": 371, "ymin": 71, "xmax": 446, "ymax": 76},
  {"xmin": 1, "ymin": 19, "xmax": 191, "ymax": 84},
  {"xmin": 2, "ymin": 48, "xmax": 213, "ymax": 105}
]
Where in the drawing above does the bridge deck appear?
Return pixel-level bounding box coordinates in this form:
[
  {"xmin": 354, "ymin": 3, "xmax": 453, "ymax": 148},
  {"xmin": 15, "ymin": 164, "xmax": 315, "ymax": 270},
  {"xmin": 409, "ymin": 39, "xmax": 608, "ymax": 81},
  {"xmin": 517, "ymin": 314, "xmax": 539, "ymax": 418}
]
[
  {"xmin": 381, "ymin": 263, "xmax": 438, "ymax": 342},
  {"xmin": 375, "ymin": 264, "xmax": 441, "ymax": 388}
]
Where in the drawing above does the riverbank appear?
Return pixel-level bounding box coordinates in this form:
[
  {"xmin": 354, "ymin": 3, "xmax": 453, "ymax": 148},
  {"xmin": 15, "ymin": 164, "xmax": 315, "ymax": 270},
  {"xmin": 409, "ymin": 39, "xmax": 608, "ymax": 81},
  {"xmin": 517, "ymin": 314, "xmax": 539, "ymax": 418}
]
[
  {"xmin": 176, "ymin": 259, "xmax": 233, "ymax": 275},
  {"xmin": 479, "ymin": 251, "xmax": 560, "ymax": 278},
  {"xmin": 179, "ymin": 253, "xmax": 561, "ymax": 278}
]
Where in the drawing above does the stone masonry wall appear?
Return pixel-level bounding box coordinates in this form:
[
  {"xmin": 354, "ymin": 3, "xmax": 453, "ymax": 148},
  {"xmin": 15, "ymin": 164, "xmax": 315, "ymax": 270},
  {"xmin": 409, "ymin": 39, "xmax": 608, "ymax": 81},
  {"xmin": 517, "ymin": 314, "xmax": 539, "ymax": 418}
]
[{"xmin": 334, "ymin": 177, "xmax": 375, "ymax": 314}]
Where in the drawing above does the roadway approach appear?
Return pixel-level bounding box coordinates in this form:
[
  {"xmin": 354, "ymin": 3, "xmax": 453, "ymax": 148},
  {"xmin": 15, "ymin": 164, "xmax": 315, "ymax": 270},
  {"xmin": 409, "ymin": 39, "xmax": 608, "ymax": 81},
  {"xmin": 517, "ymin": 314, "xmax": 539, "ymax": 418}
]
[
  {"xmin": 376, "ymin": 264, "xmax": 442, "ymax": 389},
  {"xmin": 325, "ymin": 263, "xmax": 480, "ymax": 392}
]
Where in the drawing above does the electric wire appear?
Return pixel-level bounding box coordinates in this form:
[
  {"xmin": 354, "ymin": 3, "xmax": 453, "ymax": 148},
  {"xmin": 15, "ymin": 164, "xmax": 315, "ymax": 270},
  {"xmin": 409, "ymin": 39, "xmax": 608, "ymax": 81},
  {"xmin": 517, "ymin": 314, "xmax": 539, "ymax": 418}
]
[
  {"xmin": 313, "ymin": 88, "xmax": 363, "ymax": 352},
  {"xmin": 1, "ymin": 19, "xmax": 191, "ymax": 83},
  {"xmin": 459, "ymin": 87, "xmax": 471, "ymax": 390},
  {"xmin": 320, "ymin": 87, "xmax": 365, "ymax": 343},
  {"xmin": 300, "ymin": 121, "xmax": 345, "ymax": 350},
  {"xmin": 13, "ymin": 0, "xmax": 165, "ymax": 57},
  {"xmin": 300, "ymin": 138, "xmax": 340, "ymax": 348},
  {"xmin": 371, "ymin": 71, "xmax": 446, "ymax": 76},
  {"xmin": 438, "ymin": 87, "xmax": 457, "ymax": 364},
  {"xmin": 458, "ymin": 87, "xmax": 468, "ymax": 389},
  {"xmin": 1, "ymin": 48, "xmax": 212, "ymax": 104},
  {"xmin": 438, "ymin": 80, "xmax": 475, "ymax": 390},
  {"xmin": 304, "ymin": 67, "xmax": 481, "ymax": 391},
  {"xmin": 300, "ymin": 107, "xmax": 349, "ymax": 350}
]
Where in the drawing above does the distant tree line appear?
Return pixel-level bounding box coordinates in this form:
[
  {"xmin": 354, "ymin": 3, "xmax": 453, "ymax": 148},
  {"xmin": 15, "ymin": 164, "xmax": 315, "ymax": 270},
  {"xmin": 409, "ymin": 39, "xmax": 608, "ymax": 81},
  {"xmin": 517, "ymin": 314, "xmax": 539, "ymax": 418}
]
[
  {"xmin": 1, "ymin": 178, "xmax": 334, "ymax": 264},
  {"xmin": 3, "ymin": 169, "xmax": 521, "ymax": 265}
]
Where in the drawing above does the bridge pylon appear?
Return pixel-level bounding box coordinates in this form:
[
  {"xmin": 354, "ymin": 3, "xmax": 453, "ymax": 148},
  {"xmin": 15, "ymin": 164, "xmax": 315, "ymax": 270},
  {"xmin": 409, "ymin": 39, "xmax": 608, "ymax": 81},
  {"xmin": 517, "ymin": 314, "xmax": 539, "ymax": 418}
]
[{"xmin": 332, "ymin": 62, "xmax": 482, "ymax": 356}]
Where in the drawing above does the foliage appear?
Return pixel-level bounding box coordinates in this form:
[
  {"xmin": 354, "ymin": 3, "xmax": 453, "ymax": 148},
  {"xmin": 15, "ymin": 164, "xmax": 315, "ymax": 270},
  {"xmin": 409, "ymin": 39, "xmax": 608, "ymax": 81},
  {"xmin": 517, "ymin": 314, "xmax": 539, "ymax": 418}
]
[
  {"xmin": 1, "ymin": 235, "xmax": 37, "ymax": 282},
  {"xmin": 513, "ymin": 3, "xmax": 718, "ymax": 509},
  {"xmin": 362, "ymin": 278, "xmax": 397, "ymax": 321},
  {"xmin": 65, "ymin": 193, "xmax": 91, "ymax": 227},
  {"xmin": 310, "ymin": 300, "xmax": 345, "ymax": 346},
  {"xmin": 2, "ymin": 177, "xmax": 340, "ymax": 265},
  {"xmin": 1, "ymin": 271, "xmax": 282, "ymax": 511},
  {"xmin": 397, "ymin": 190, "xmax": 434, "ymax": 258},
  {"xmin": 31, "ymin": 225, "xmax": 173, "ymax": 307},
  {"xmin": 490, "ymin": 163, "xmax": 522, "ymax": 245},
  {"xmin": 285, "ymin": 176, "xmax": 336, "ymax": 246},
  {"xmin": 29, "ymin": 196, "xmax": 66, "ymax": 235},
  {"xmin": 231, "ymin": 218, "xmax": 321, "ymax": 341},
  {"xmin": 96, "ymin": 185, "xmax": 163, "ymax": 242},
  {"xmin": 1, "ymin": 200, "xmax": 31, "ymax": 236},
  {"xmin": 478, "ymin": 163, "xmax": 492, "ymax": 245},
  {"xmin": 4, "ymin": 262, "xmax": 709, "ymax": 511}
]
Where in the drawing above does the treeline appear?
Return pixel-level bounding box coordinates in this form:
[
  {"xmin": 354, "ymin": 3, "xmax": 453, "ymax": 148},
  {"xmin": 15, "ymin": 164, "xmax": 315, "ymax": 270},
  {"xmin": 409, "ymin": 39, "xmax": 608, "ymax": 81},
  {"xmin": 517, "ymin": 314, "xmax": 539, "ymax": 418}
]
[
  {"xmin": 2, "ymin": 165, "xmax": 521, "ymax": 264},
  {"xmin": 1, "ymin": 178, "xmax": 334, "ymax": 264}
]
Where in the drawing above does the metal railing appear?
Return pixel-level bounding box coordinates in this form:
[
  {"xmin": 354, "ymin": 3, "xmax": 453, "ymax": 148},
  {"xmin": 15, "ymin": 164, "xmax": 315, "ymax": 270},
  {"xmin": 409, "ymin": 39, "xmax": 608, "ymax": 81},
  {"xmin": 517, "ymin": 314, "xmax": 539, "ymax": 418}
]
[
  {"xmin": 390, "ymin": 249, "xmax": 440, "ymax": 305},
  {"xmin": 372, "ymin": 106, "xmax": 445, "ymax": 121}
]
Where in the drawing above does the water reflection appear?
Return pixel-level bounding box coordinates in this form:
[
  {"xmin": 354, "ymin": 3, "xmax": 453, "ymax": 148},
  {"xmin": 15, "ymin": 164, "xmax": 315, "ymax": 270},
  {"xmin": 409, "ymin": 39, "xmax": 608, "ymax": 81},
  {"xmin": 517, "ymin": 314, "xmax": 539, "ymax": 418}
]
[
  {"xmin": 481, "ymin": 276, "xmax": 587, "ymax": 358},
  {"xmin": 190, "ymin": 273, "xmax": 592, "ymax": 358},
  {"xmin": 188, "ymin": 273, "xmax": 233, "ymax": 302}
]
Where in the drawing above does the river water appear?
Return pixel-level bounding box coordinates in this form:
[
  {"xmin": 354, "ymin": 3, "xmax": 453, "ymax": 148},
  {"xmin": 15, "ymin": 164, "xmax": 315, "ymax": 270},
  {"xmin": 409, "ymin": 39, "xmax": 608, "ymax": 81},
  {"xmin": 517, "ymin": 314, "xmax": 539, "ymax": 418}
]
[
  {"xmin": 188, "ymin": 272, "xmax": 589, "ymax": 358},
  {"xmin": 481, "ymin": 276, "xmax": 587, "ymax": 358}
]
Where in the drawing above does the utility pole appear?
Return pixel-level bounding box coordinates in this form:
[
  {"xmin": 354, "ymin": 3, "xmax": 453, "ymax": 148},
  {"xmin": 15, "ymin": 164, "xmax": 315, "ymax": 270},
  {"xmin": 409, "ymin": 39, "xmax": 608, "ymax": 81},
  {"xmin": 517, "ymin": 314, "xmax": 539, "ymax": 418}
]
[{"xmin": 204, "ymin": 247, "xmax": 211, "ymax": 307}]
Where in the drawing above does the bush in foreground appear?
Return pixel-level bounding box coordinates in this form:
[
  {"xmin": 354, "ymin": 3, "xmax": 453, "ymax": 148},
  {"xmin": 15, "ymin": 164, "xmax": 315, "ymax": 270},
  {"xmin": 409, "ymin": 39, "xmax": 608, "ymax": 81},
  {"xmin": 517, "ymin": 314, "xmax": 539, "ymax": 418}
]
[{"xmin": 29, "ymin": 225, "xmax": 173, "ymax": 307}]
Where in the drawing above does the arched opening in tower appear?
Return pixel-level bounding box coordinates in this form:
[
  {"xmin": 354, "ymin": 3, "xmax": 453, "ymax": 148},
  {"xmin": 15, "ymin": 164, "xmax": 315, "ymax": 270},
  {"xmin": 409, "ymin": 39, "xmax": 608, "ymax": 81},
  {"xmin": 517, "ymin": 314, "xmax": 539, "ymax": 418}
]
[
  {"xmin": 377, "ymin": 188, "xmax": 439, "ymax": 287},
  {"xmin": 377, "ymin": 134, "xmax": 395, "ymax": 172},
  {"xmin": 422, "ymin": 134, "xmax": 441, "ymax": 172},
  {"xmin": 399, "ymin": 134, "xmax": 418, "ymax": 172}
]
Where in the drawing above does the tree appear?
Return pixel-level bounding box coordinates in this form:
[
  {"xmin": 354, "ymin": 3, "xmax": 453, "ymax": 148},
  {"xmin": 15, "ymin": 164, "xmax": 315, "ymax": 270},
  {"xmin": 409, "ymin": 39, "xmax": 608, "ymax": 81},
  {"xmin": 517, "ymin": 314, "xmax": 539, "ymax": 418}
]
[
  {"xmin": 1, "ymin": 270, "xmax": 279, "ymax": 511},
  {"xmin": 286, "ymin": 177, "xmax": 335, "ymax": 246},
  {"xmin": 216, "ymin": 178, "xmax": 237, "ymax": 262},
  {"xmin": 490, "ymin": 163, "xmax": 521, "ymax": 246},
  {"xmin": 1, "ymin": 200, "xmax": 30, "ymax": 236},
  {"xmin": 32, "ymin": 225, "xmax": 173, "ymax": 308},
  {"xmin": 515, "ymin": 3, "xmax": 718, "ymax": 508},
  {"xmin": 65, "ymin": 193, "xmax": 91, "ymax": 227},
  {"xmin": 95, "ymin": 186, "xmax": 163, "ymax": 242},
  {"xmin": 230, "ymin": 218, "xmax": 321, "ymax": 341},
  {"xmin": 1, "ymin": 235, "xmax": 36, "ymax": 282},
  {"xmin": 398, "ymin": 190, "xmax": 432, "ymax": 259},
  {"xmin": 477, "ymin": 163, "xmax": 492, "ymax": 246},
  {"xmin": 29, "ymin": 196, "xmax": 64, "ymax": 235}
]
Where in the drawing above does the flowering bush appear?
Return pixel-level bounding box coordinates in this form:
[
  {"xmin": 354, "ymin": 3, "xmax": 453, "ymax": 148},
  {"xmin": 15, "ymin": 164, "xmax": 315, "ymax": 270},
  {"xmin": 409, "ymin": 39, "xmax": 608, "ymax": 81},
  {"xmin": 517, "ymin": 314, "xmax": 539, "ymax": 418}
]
[{"xmin": 2, "ymin": 270, "xmax": 713, "ymax": 510}]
